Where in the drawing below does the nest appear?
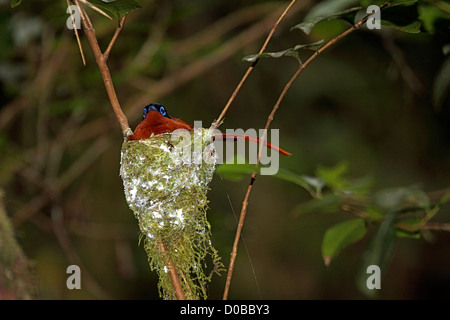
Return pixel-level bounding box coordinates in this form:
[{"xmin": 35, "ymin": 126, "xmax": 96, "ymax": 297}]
[{"xmin": 120, "ymin": 127, "xmax": 223, "ymax": 299}]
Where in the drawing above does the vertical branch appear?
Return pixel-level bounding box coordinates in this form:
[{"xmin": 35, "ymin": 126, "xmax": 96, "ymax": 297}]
[
  {"xmin": 213, "ymin": 0, "xmax": 297, "ymax": 129},
  {"xmin": 223, "ymin": 2, "xmax": 390, "ymax": 300},
  {"xmin": 73, "ymin": 0, "xmax": 188, "ymax": 300},
  {"xmin": 66, "ymin": 0, "xmax": 85, "ymax": 65},
  {"xmin": 221, "ymin": 0, "xmax": 297, "ymax": 300},
  {"xmin": 74, "ymin": 0, "xmax": 131, "ymax": 137},
  {"xmin": 222, "ymin": 174, "xmax": 256, "ymax": 300},
  {"xmin": 158, "ymin": 241, "xmax": 186, "ymax": 300}
]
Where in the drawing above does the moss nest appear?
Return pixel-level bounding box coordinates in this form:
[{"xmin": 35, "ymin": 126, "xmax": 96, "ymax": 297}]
[{"xmin": 120, "ymin": 127, "xmax": 223, "ymax": 299}]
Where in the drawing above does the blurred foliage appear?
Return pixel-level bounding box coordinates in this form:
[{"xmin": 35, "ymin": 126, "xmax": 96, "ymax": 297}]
[
  {"xmin": 0, "ymin": 0, "xmax": 449, "ymax": 299},
  {"xmin": 88, "ymin": 0, "xmax": 141, "ymax": 19},
  {"xmin": 0, "ymin": 190, "xmax": 36, "ymax": 299}
]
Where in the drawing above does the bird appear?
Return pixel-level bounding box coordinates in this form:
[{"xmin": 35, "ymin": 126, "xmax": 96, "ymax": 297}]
[{"xmin": 127, "ymin": 103, "xmax": 291, "ymax": 156}]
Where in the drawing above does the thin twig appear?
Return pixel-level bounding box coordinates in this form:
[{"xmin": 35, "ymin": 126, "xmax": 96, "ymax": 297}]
[
  {"xmin": 75, "ymin": 0, "xmax": 131, "ymax": 136},
  {"xmin": 258, "ymin": 0, "xmax": 393, "ymax": 166},
  {"xmin": 104, "ymin": 16, "xmax": 127, "ymax": 60},
  {"xmin": 74, "ymin": 1, "xmax": 187, "ymax": 299},
  {"xmin": 222, "ymin": 0, "xmax": 297, "ymax": 300},
  {"xmin": 223, "ymin": 1, "xmax": 392, "ymax": 300},
  {"xmin": 222, "ymin": 172, "xmax": 257, "ymax": 300},
  {"xmin": 67, "ymin": 0, "xmax": 86, "ymax": 65},
  {"xmin": 126, "ymin": 2, "xmax": 304, "ymax": 117},
  {"xmin": 213, "ymin": 0, "xmax": 297, "ymax": 130},
  {"xmin": 422, "ymin": 223, "xmax": 450, "ymax": 232}
]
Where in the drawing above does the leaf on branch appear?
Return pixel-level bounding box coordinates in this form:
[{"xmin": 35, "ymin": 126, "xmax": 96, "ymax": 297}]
[
  {"xmin": 292, "ymin": 193, "xmax": 341, "ymax": 216},
  {"xmin": 395, "ymin": 218, "xmax": 422, "ymax": 238},
  {"xmin": 321, "ymin": 218, "xmax": 367, "ymax": 266},
  {"xmin": 316, "ymin": 161, "xmax": 350, "ymax": 192},
  {"xmin": 89, "ymin": 0, "xmax": 140, "ymax": 19},
  {"xmin": 216, "ymin": 163, "xmax": 260, "ymax": 181},
  {"xmin": 216, "ymin": 164, "xmax": 327, "ymax": 198},
  {"xmin": 291, "ymin": 7, "xmax": 362, "ymax": 35},
  {"xmin": 357, "ymin": 210, "xmax": 396, "ymax": 296},
  {"xmin": 294, "ymin": 0, "xmax": 425, "ymax": 35},
  {"xmin": 273, "ymin": 168, "xmax": 325, "ymax": 198},
  {"xmin": 242, "ymin": 40, "xmax": 324, "ymax": 64}
]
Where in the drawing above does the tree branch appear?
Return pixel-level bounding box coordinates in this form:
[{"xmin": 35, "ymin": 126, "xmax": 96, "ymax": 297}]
[
  {"xmin": 223, "ymin": 1, "xmax": 391, "ymax": 300},
  {"xmin": 75, "ymin": 0, "xmax": 131, "ymax": 137},
  {"xmin": 214, "ymin": 0, "xmax": 298, "ymax": 130},
  {"xmin": 73, "ymin": 1, "xmax": 187, "ymax": 299},
  {"xmin": 104, "ymin": 16, "xmax": 127, "ymax": 60},
  {"xmin": 222, "ymin": 0, "xmax": 297, "ymax": 300}
]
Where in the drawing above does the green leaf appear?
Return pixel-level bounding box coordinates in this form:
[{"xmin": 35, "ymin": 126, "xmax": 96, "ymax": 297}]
[
  {"xmin": 10, "ymin": 0, "xmax": 22, "ymax": 8},
  {"xmin": 379, "ymin": 2, "xmax": 422, "ymax": 33},
  {"xmin": 294, "ymin": 0, "xmax": 423, "ymax": 35},
  {"xmin": 316, "ymin": 161, "xmax": 349, "ymax": 191},
  {"xmin": 381, "ymin": 19, "xmax": 422, "ymax": 32},
  {"xmin": 443, "ymin": 44, "xmax": 450, "ymax": 56},
  {"xmin": 273, "ymin": 168, "xmax": 325, "ymax": 197},
  {"xmin": 215, "ymin": 163, "xmax": 259, "ymax": 181},
  {"xmin": 373, "ymin": 186, "xmax": 430, "ymax": 212},
  {"xmin": 242, "ymin": 40, "xmax": 324, "ymax": 64},
  {"xmin": 357, "ymin": 210, "xmax": 397, "ymax": 296},
  {"xmin": 243, "ymin": 49, "xmax": 302, "ymax": 64},
  {"xmin": 307, "ymin": 0, "xmax": 361, "ymax": 20},
  {"xmin": 293, "ymin": 40, "xmax": 325, "ymax": 51},
  {"xmin": 419, "ymin": 3, "xmax": 450, "ymax": 33},
  {"xmin": 291, "ymin": 7, "xmax": 361, "ymax": 35},
  {"xmin": 395, "ymin": 217, "xmax": 422, "ymax": 238},
  {"xmin": 366, "ymin": 206, "xmax": 385, "ymax": 221},
  {"xmin": 321, "ymin": 218, "xmax": 367, "ymax": 266},
  {"xmin": 89, "ymin": 0, "xmax": 140, "ymax": 19},
  {"xmin": 292, "ymin": 193, "xmax": 341, "ymax": 216},
  {"xmin": 396, "ymin": 229, "xmax": 421, "ymax": 239},
  {"xmin": 361, "ymin": 0, "xmax": 418, "ymax": 8}
]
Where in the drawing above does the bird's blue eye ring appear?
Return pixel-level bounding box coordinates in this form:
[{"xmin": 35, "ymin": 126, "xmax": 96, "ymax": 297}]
[
  {"xmin": 143, "ymin": 106, "xmax": 151, "ymax": 119},
  {"xmin": 143, "ymin": 103, "xmax": 172, "ymax": 120}
]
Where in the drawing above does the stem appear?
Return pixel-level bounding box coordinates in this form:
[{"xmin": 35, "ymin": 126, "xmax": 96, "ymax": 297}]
[
  {"xmin": 422, "ymin": 223, "xmax": 450, "ymax": 232},
  {"xmin": 76, "ymin": 0, "xmax": 131, "ymax": 137},
  {"xmin": 213, "ymin": 0, "xmax": 297, "ymax": 130},
  {"xmin": 222, "ymin": 0, "xmax": 297, "ymax": 300},
  {"xmin": 158, "ymin": 241, "xmax": 186, "ymax": 300},
  {"xmin": 67, "ymin": 0, "xmax": 85, "ymax": 65},
  {"xmin": 222, "ymin": 2, "xmax": 390, "ymax": 299},
  {"xmin": 222, "ymin": 174, "xmax": 256, "ymax": 300},
  {"xmin": 104, "ymin": 16, "xmax": 127, "ymax": 60},
  {"xmin": 74, "ymin": 1, "xmax": 185, "ymax": 299}
]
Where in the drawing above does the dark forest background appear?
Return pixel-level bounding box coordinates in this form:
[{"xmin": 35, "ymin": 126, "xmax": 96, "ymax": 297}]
[{"xmin": 0, "ymin": 0, "xmax": 449, "ymax": 299}]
